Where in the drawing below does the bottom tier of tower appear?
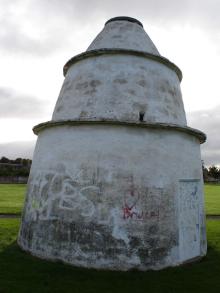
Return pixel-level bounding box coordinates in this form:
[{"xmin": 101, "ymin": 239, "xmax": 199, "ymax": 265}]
[{"xmin": 18, "ymin": 124, "xmax": 206, "ymax": 270}]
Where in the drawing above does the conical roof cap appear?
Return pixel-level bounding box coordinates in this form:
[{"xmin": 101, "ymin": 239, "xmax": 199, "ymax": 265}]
[{"xmin": 87, "ymin": 16, "xmax": 160, "ymax": 55}]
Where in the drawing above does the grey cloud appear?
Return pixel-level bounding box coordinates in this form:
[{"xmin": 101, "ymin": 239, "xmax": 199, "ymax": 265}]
[
  {"xmin": 32, "ymin": 0, "xmax": 190, "ymax": 21},
  {"xmin": 0, "ymin": 1, "xmax": 67, "ymax": 56},
  {"xmin": 187, "ymin": 106, "xmax": 220, "ymax": 166},
  {"xmin": 0, "ymin": 140, "xmax": 35, "ymax": 159},
  {"xmin": 0, "ymin": 20, "xmax": 64, "ymax": 56},
  {"xmin": 31, "ymin": 0, "xmax": 220, "ymax": 31},
  {"xmin": 1, "ymin": 0, "xmax": 219, "ymax": 56},
  {"xmin": 0, "ymin": 87, "xmax": 47, "ymax": 119}
]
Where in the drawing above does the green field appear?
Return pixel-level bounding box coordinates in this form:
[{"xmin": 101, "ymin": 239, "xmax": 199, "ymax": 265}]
[
  {"xmin": 0, "ymin": 183, "xmax": 220, "ymax": 292},
  {"xmin": 0, "ymin": 218, "xmax": 219, "ymax": 293},
  {"xmin": 204, "ymin": 184, "xmax": 220, "ymax": 215},
  {"xmin": 0, "ymin": 183, "xmax": 220, "ymax": 215},
  {"xmin": 0, "ymin": 184, "xmax": 25, "ymax": 214}
]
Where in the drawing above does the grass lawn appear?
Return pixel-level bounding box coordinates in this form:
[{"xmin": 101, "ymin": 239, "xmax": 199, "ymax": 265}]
[
  {"xmin": 204, "ymin": 184, "xmax": 220, "ymax": 215},
  {"xmin": 0, "ymin": 184, "xmax": 25, "ymax": 214},
  {"xmin": 0, "ymin": 218, "xmax": 219, "ymax": 293},
  {"xmin": 0, "ymin": 183, "xmax": 220, "ymax": 216},
  {"xmin": 0, "ymin": 184, "xmax": 220, "ymax": 292}
]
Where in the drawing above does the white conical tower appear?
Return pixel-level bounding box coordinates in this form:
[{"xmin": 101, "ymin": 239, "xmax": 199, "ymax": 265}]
[
  {"xmin": 18, "ymin": 17, "xmax": 206, "ymax": 271},
  {"xmin": 87, "ymin": 16, "xmax": 160, "ymax": 54}
]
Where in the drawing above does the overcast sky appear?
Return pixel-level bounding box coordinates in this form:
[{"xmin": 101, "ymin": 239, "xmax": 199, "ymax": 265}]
[{"xmin": 0, "ymin": 0, "xmax": 219, "ymax": 166}]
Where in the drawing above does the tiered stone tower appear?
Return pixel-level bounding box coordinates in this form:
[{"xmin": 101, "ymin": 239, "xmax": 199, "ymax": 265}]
[{"xmin": 18, "ymin": 17, "xmax": 206, "ymax": 270}]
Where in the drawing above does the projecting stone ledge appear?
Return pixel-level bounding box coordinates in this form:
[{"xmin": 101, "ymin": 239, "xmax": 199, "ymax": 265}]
[
  {"xmin": 63, "ymin": 49, "xmax": 182, "ymax": 81},
  {"xmin": 33, "ymin": 119, "xmax": 206, "ymax": 144}
]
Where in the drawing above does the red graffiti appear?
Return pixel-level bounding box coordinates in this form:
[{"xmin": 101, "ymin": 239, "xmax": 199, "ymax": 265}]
[
  {"xmin": 123, "ymin": 203, "xmax": 159, "ymax": 221},
  {"xmin": 122, "ymin": 181, "xmax": 159, "ymax": 221}
]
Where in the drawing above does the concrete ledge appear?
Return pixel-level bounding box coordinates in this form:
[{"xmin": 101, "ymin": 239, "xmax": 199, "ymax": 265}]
[
  {"xmin": 33, "ymin": 119, "xmax": 206, "ymax": 144},
  {"xmin": 105, "ymin": 16, "xmax": 143, "ymax": 27},
  {"xmin": 63, "ymin": 49, "xmax": 182, "ymax": 81}
]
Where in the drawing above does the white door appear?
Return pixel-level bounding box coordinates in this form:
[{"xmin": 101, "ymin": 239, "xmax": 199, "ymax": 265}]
[{"xmin": 179, "ymin": 180, "xmax": 200, "ymax": 262}]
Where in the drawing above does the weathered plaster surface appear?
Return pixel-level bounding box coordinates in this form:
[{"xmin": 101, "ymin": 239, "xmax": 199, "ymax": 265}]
[
  {"xmin": 63, "ymin": 49, "xmax": 182, "ymax": 79},
  {"xmin": 53, "ymin": 55, "xmax": 186, "ymax": 125},
  {"xmin": 87, "ymin": 20, "xmax": 160, "ymax": 55},
  {"xmin": 18, "ymin": 17, "xmax": 206, "ymax": 270},
  {"xmin": 18, "ymin": 125, "xmax": 206, "ymax": 270},
  {"xmin": 33, "ymin": 120, "xmax": 206, "ymax": 143}
]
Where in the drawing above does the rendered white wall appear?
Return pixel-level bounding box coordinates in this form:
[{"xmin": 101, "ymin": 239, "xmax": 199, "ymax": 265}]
[
  {"xmin": 18, "ymin": 125, "xmax": 206, "ymax": 270},
  {"xmin": 53, "ymin": 55, "xmax": 186, "ymax": 125},
  {"xmin": 18, "ymin": 17, "xmax": 206, "ymax": 270}
]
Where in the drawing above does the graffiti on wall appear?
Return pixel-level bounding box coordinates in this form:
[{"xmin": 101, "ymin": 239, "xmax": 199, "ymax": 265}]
[
  {"xmin": 122, "ymin": 177, "xmax": 162, "ymax": 221},
  {"xmin": 24, "ymin": 166, "xmax": 101, "ymax": 221},
  {"xmin": 24, "ymin": 167, "xmax": 164, "ymax": 226},
  {"xmin": 122, "ymin": 194, "xmax": 160, "ymax": 220}
]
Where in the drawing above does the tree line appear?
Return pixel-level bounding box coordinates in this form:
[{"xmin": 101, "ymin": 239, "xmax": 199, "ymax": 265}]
[
  {"xmin": 0, "ymin": 157, "xmax": 32, "ymax": 177},
  {"xmin": 203, "ymin": 164, "xmax": 220, "ymax": 182},
  {"xmin": 0, "ymin": 156, "xmax": 219, "ymax": 181}
]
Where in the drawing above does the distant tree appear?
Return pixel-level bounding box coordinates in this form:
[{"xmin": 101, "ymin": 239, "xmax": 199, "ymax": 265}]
[
  {"xmin": 22, "ymin": 159, "xmax": 29, "ymax": 166},
  {"xmin": 202, "ymin": 160, "xmax": 209, "ymax": 181},
  {"xmin": 14, "ymin": 158, "xmax": 23, "ymax": 164},
  {"xmin": 208, "ymin": 165, "xmax": 220, "ymax": 179},
  {"xmin": 0, "ymin": 156, "xmax": 10, "ymax": 163},
  {"xmin": 0, "ymin": 156, "xmax": 32, "ymax": 178}
]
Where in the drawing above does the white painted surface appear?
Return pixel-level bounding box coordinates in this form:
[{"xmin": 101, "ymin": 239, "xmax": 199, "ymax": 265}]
[
  {"xmin": 87, "ymin": 20, "xmax": 160, "ymax": 55},
  {"xmin": 53, "ymin": 55, "xmax": 186, "ymax": 125},
  {"xmin": 178, "ymin": 180, "xmax": 201, "ymax": 261},
  {"xmin": 18, "ymin": 17, "xmax": 206, "ymax": 270},
  {"xmin": 18, "ymin": 125, "xmax": 206, "ymax": 270}
]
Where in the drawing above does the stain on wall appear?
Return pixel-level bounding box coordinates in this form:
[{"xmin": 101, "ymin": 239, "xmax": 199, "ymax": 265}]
[{"xmin": 19, "ymin": 165, "xmax": 178, "ymax": 270}]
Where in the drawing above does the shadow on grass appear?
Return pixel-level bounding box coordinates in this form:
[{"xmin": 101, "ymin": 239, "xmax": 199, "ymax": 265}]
[{"xmin": 0, "ymin": 241, "xmax": 220, "ymax": 293}]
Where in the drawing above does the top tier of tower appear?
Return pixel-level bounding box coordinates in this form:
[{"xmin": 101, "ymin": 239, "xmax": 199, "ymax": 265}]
[
  {"xmin": 52, "ymin": 17, "xmax": 186, "ymax": 126},
  {"xmin": 87, "ymin": 16, "xmax": 160, "ymax": 56}
]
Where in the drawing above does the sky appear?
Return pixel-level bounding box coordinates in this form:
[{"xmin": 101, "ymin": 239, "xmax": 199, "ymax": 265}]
[{"xmin": 0, "ymin": 0, "xmax": 219, "ymax": 166}]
